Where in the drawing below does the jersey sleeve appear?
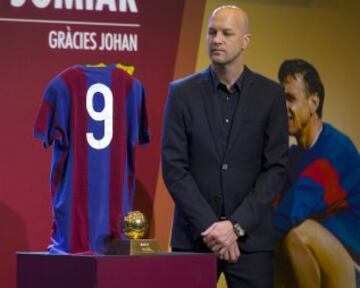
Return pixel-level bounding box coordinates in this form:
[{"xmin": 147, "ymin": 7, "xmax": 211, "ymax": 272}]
[
  {"xmin": 33, "ymin": 76, "xmax": 69, "ymax": 149},
  {"xmin": 273, "ymin": 157, "xmax": 354, "ymax": 239},
  {"xmin": 273, "ymin": 175, "xmax": 325, "ymax": 239}
]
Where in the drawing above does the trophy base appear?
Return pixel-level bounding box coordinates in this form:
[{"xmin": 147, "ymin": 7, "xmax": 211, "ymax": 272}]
[{"xmin": 105, "ymin": 239, "xmax": 161, "ymax": 256}]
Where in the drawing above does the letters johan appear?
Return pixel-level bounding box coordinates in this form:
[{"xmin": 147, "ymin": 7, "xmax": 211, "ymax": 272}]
[{"xmin": 48, "ymin": 27, "xmax": 138, "ymax": 51}]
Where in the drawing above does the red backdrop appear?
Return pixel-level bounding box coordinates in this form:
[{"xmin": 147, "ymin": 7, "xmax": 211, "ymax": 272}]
[{"xmin": 0, "ymin": 1, "xmax": 190, "ymax": 287}]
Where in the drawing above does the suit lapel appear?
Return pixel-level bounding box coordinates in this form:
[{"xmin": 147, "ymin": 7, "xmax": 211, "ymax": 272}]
[
  {"xmin": 227, "ymin": 67, "xmax": 256, "ymax": 153},
  {"xmin": 199, "ymin": 67, "xmax": 223, "ymax": 161}
]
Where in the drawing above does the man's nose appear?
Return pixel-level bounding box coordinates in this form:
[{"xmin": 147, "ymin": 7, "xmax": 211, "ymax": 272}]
[
  {"xmin": 212, "ymin": 33, "xmax": 223, "ymax": 44},
  {"xmin": 286, "ymin": 101, "xmax": 292, "ymax": 113}
]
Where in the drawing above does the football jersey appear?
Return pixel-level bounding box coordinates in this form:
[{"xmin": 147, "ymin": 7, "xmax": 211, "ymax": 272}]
[
  {"xmin": 274, "ymin": 123, "xmax": 360, "ymax": 262},
  {"xmin": 34, "ymin": 64, "xmax": 150, "ymax": 254}
]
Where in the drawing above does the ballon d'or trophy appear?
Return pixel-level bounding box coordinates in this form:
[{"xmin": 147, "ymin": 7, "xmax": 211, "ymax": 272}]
[{"xmin": 105, "ymin": 211, "xmax": 161, "ymax": 255}]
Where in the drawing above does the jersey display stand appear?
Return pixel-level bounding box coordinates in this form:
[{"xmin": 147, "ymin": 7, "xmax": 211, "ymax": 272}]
[{"xmin": 17, "ymin": 252, "xmax": 217, "ymax": 288}]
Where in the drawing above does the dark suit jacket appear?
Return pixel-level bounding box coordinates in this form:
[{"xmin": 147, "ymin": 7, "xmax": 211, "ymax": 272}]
[{"xmin": 162, "ymin": 66, "xmax": 288, "ymax": 252}]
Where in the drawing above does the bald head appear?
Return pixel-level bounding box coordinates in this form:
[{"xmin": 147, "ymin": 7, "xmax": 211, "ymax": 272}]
[
  {"xmin": 210, "ymin": 5, "xmax": 250, "ymax": 34},
  {"xmin": 207, "ymin": 5, "xmax": 251, "ymax": 68}
]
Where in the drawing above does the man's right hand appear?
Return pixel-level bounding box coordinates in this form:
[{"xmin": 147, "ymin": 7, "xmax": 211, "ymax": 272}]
[
  {"xmin": 220, "ymin": 241, "xmax": 240, "ymax": 263},
  {"xmin": 201, "ymin": 221, "xmax": 241, "ymax": 263}
]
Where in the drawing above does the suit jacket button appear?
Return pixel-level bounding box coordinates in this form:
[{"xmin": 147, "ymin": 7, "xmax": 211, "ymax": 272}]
[
  {"xmin": 214, "ymin": 195, "xmax": 221, "ymax": 202},
  {"xmin": 222, "ymin": 164, "xmax": 228, "ymax": 170}
]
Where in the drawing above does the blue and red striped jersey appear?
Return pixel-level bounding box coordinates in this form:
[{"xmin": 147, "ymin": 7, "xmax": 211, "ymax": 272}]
[
  {"xmin": 34, "ymin": 64, "xmax": 150, "ymax": 254},
  {"xmin": 273, "ymin": 123, "xmax": 360, "ymax": 263}
]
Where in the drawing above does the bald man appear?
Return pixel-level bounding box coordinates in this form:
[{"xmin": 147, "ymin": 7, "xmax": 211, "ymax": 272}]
[{"xmin": 162, "ymin": 6, "xmax": 288, "ymax": 287}]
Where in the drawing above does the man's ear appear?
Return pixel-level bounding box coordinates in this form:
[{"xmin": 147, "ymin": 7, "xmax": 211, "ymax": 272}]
[
  {"xmin": 242, "ymin": 33, "xmax": 251, "ymax": 50},
  {"xmin": 309, "ymin": 93, "xmax": 320, "ymax": 115}
]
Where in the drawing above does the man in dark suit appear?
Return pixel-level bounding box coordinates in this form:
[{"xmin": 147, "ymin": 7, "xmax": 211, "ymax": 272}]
[{"xmin": 162, "ymin": 5, "xmax": 288, "ymax": 288}]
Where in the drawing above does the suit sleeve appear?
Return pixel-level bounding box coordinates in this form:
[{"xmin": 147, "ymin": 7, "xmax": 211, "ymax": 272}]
[
  {"xmin": 136, "ymin": 81, "xmax": 150, "ymax": 145},
  {"xmin": 161, "ymin": 83, "xmax": 218, "ymax": 237},
  {"xmin": 229, "ymin": 85, "xmax": 289, "ymax": 233}
]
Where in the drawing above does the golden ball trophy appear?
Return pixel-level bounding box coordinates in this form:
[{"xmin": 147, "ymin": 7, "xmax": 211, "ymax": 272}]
[
  {"xmin": 123, "ymin": 210, "xmax": 149, "ymax": 239},
  {"xmin": 104, "ymin": 211, "xmax": 161, "ymax": 255}
]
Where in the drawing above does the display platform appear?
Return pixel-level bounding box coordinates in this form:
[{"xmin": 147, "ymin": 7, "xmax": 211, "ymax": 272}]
[{"xmin": 17, "ymin": 252, "xmax": 217, "ymax": 288}]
